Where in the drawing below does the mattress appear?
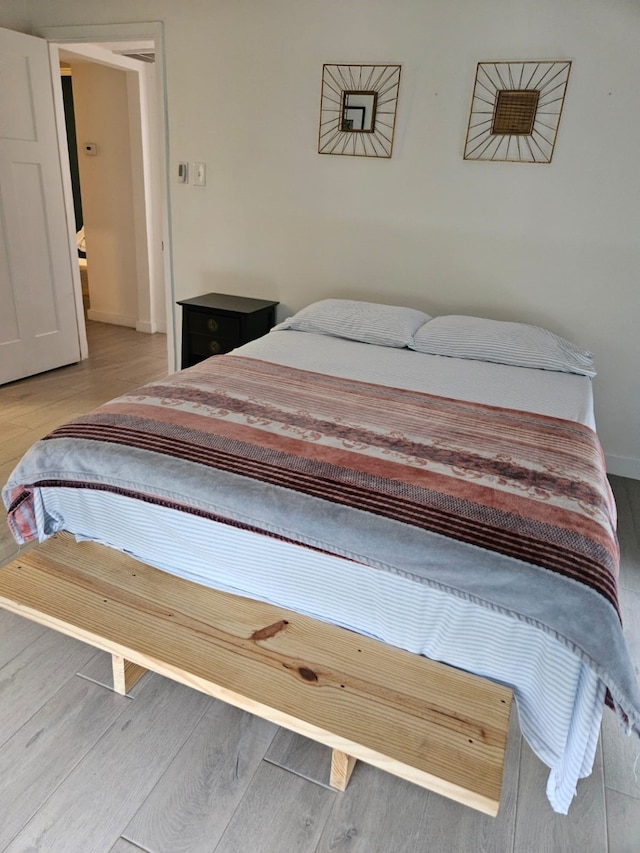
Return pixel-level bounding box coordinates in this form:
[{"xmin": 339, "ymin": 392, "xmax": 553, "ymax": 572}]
[{"xmin": 3, "ymin": 329, "xmax": 634, "ymax": 812}]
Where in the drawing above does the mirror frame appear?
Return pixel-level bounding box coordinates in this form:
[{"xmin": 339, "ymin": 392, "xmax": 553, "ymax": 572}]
[
  {"xmin": 318, "ymin": 64, "xmax": 401, "ymax": 158},
  {"xmin": 341, "ymin": 91, "xmax": 378, "ymax": 133}
]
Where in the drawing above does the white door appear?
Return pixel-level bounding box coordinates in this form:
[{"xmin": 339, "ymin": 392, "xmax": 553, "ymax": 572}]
[{"xmin": 0, "ymin": 26, "xmax": 81, "ymax": 385}]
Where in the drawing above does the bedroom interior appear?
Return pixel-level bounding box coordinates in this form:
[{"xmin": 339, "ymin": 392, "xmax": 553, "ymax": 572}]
[{"xmin": 1, "ymin": 0, "xmax": 639, "ymax": 851}]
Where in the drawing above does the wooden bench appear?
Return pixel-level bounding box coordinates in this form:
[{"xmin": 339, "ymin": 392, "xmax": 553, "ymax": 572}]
[{"xmin": 0, "ymin": 533, "xmax": 512, "ymax": 816}]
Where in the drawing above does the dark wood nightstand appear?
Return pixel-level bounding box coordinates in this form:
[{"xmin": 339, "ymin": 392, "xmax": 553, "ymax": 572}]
[{"xmin": 177, "ymin": 293, "xmax": 279, "ymax": 369}]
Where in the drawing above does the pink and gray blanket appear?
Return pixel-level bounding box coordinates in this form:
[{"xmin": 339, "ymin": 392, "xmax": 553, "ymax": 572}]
[{"xmin": 4, "ymin": 355, "xmax": 640, "ymax": 735}]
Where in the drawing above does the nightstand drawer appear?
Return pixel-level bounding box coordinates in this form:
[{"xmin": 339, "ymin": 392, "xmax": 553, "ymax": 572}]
[
  {"xmin": 186, "ymin": 312, "xmax": 240, "ymax": 339},
  {"xmin": 188, "ymin": 333, "xmax": 236, "ymax": 358}
]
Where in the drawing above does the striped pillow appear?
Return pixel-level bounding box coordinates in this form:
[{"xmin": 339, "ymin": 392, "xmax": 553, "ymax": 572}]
[
  {"xmin": 274, "ymin": 299, "xmax": 431, "ymax": 348},
  {"xmin": 410, "ymin": 315, "xmax": 596, "ymax": 376}
]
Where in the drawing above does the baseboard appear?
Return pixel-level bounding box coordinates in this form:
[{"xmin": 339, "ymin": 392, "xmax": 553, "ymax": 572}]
[
  {"xmin": 605, "ymin": 454, "xmax": 640, "ymax": 481},
  {"xmin": 135, "ymin": 320, "xmax": 155, "ymax": 334},
  {"xmin": 86, "ymin": 309, "xmax": 136, "ymax": 328}
]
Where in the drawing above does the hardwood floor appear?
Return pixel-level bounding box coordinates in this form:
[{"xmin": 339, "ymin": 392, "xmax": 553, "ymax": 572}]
[{"xmin": 0, "ymin": 322, "xmax": 639, "ymax": 852}]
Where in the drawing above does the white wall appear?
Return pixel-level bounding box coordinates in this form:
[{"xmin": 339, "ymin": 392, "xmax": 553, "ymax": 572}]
[
  {"xmin": 0, "ymin": 0, "xmax": 28, "ymax": 31},
  {"xmin": 71, "ymin": 60, "xmax": 139, "ymax": 327},
  {"xmin": 2, "ymin": 0, "xmax": 639, "ymax": 475}
]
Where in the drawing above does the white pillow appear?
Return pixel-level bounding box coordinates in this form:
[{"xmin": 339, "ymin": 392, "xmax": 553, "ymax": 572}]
[
  {"xmin": 274, "ymin": 299, "xmax": 431, "ymax": 348},
  {"xmin": 409, "ymin": 315, "xmax": 596, "ymax": 376}
]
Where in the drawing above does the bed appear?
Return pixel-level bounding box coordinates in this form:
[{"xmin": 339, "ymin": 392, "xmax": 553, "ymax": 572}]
[{"xmin": 3, "ymin": 299, "xmax": 639, "ymax": 816}]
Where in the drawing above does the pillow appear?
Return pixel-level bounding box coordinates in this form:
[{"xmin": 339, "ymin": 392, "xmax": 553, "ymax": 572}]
[
  {"xmin": 273, "ymin": 299, "xmax": 431, "ymax": 348},
  {"xmin": 409, "ymin": 315, "xmax": 596, "ymax": 376}
]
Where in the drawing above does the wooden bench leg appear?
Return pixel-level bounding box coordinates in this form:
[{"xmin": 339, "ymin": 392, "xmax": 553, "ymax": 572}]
[
  {"xmin": 330, "ymin": 750, "xmax": 357, "ymax": 791},
  {"xmin": 111, "ymin": 654, "xmax": 147, "ymax": 696}
]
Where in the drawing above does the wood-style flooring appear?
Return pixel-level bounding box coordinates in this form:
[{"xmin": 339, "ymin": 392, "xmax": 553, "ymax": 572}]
[{"xmin": 0, "ymin": 321, "xmax": 639, "ymax": 852}]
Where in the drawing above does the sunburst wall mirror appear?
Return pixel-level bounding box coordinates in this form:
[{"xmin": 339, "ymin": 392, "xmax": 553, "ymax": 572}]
[
  {"xmin": 318, "ymin": 64, "xmax": 401, "ymax": 158},
  {"xmin": 464, "ymin": 60, "xmax": 571, "ymax": 163}
]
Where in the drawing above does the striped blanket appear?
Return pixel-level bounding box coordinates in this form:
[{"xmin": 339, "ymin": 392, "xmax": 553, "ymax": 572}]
[{"xmin": 4, "ymin": 355, "xmax": 640, "ymax": 736}]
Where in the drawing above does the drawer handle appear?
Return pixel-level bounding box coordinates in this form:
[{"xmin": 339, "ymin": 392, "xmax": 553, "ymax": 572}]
[
  {"xmin": 207, "ymin": 318, "xmax": 219, "ymax": 332},
  {"xmin": 209, "ymin": 340, "xmax": 221, "ymax": 354}
]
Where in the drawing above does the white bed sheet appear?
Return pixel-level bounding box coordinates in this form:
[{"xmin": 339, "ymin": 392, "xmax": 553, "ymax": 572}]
[
  {"xmin": 28, "ymin": 330, "xmax": 605, "ymax": 812},
  {"xmin": 240, "ymin": 330, "xmax": 597, "ymax": 430}
]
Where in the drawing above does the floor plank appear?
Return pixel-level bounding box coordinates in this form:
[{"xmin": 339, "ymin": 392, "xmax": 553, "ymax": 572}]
[
  {"xmin": 108, "ymin": 840, "xmax": 147, "ymax": 853},
  {"xmin": 514, "ymin": 739, "xmax": 608, "ymax": 853},
  {"xmin": 76, "ymin": 649, "xmax": 151, "ymax": 698},
  {"xmin": 0, "ymin": 668, "xmax": 133, "ymax": 850},
  {"xmin": 605, "ymin": 787, "xmax": 640, "ymax": 853},
  {"xmin": 212, "ymin": 761, "xmax": 336, "ymax": 853},
  {"xmin": 315, "ymin": 761, "xmax": 433, "ymax": 853},
  {"xmin": 264, "ymin": 727, "xmax": 335, "ymax": 789},
  {"xmin": 601, "ymin": 705, "xmax": 640, "ymax": 800},
  {"xmin": 602, "ymin": 587, "xmax": 640, "ymax": 799},
  {"xmin": 0, "ymin": 608, "xmax": 47, "ymax": 668},
  {"xmin": 3, "ymin": 674, "xmax": 211, "ymax": 853},
  {"xmin": 124, "ymin": 702, "xmax": 276, "ymax": 853},
  {"xmin": 0, "ymin": 630, "xmax": 99, "ymax": 746}
]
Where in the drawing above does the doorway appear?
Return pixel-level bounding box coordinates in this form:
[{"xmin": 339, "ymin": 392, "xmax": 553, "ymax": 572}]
[
  {"xmin": 39, "ymin": 22, "xmax": 176, "ymax": 372},
  {"xmin": 56, "ymin": 43, "xmax": 165, "ymax": 341}
]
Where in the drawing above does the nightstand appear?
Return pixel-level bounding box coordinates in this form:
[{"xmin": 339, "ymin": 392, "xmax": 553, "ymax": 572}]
[{"xmin": 177, "ymin": 293, "xmax": 279, "ymax": 369}]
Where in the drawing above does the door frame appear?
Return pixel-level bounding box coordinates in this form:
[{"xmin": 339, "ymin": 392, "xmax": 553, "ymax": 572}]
[{"xmin": 36, "ymin": 21, "xmax": 176, "ymax": 372}]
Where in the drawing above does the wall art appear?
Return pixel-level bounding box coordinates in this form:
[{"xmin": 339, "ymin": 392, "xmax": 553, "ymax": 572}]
[
  {"xmin": 464, "ymin": 61, "xmax": 571, "ymax": 163},
  {"xmin": 318, "ymin": 64, "xmax": 401, "ymax": 158}
]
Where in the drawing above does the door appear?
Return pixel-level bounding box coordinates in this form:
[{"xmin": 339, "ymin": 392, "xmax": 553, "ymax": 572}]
[{"xmin": 0, "ymin": 26, "xmax": 81, "ymax": 385}]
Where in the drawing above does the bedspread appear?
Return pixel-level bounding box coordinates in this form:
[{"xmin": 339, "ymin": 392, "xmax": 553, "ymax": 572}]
[{"xmin": 4, "ymin": 355, "xmax": 640, "ymax": 739}]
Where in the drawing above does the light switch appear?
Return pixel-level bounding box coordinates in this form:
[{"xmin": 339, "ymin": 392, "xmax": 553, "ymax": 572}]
[
  {"xmin": 84, "ymin": 142, "xmax": 98, "ymax": 156},
  {"xmin": 192, "ymin": 162, "xmax": 206, "ymax": 187},
  {"xmin": 177, "ymin": 162, "xmax": 189, "ymax": 183}
]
